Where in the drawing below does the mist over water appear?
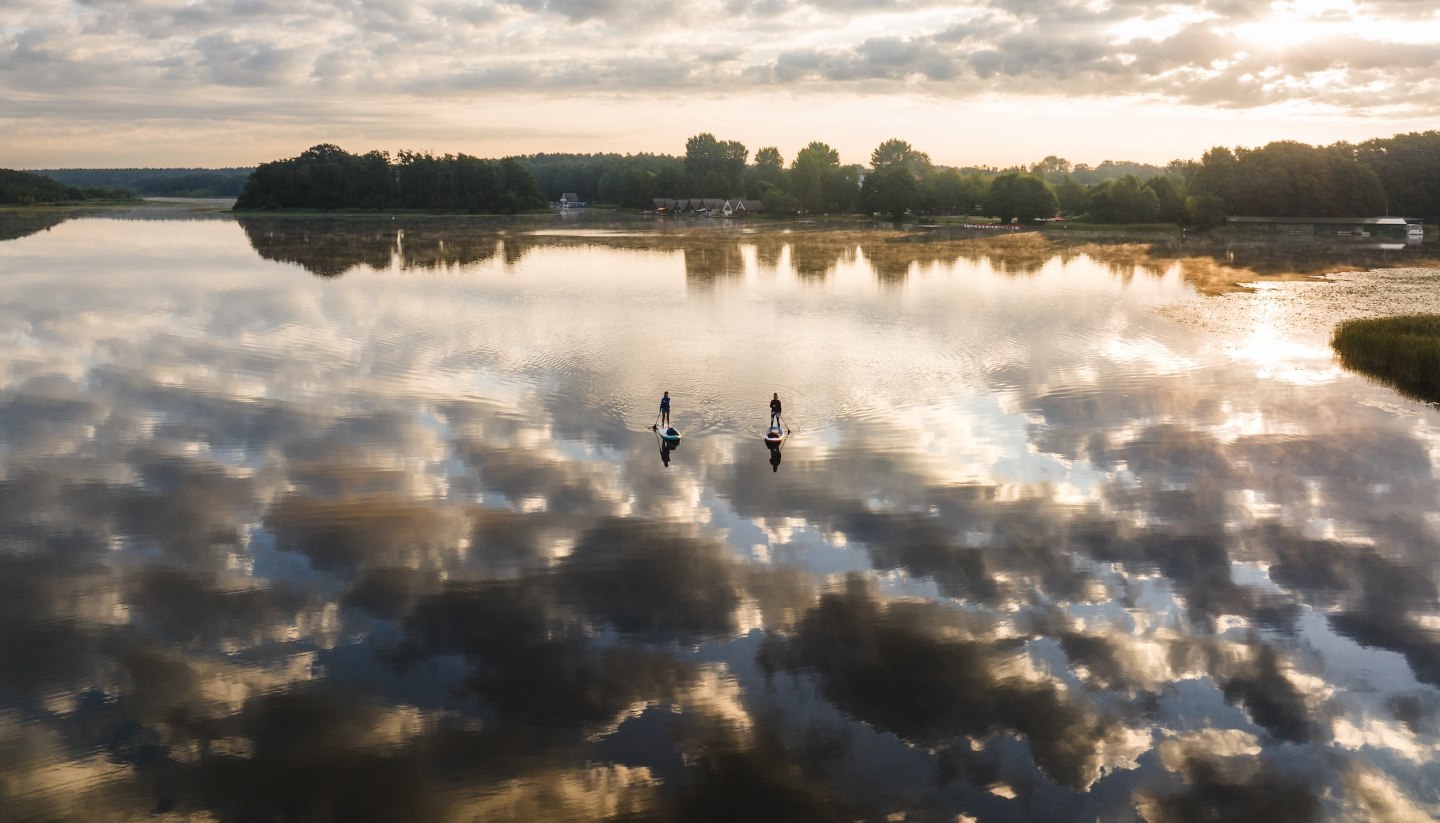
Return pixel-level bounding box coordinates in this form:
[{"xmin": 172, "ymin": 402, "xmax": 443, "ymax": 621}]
[{"xmin": 1, "ymin": 209, "xmax": 1439, "ymax": 821}]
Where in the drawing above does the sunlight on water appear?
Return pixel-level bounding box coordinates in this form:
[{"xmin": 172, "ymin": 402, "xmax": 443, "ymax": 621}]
[{"xmin": 1, "ymin": 209, "xmax": 1439, "ymax": 821}]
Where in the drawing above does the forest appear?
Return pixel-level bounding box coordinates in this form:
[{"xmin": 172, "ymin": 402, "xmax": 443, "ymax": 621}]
[
  {"xmin": 0, "ymin": 168, "xmax": 134, "ymax": 205},
  {"xmin": 36, "ymin": 168, "xmax": 252, "ymax": 198},
  {"xmin": 518, "ymin": 132, "xmax": 1437, "ymax": 226},
  {"xmin": 15, "ymin": 129, "xmax": 1440, "ymax": 227},
  {"xmin": 233, "ymin": 146, "xmax": 547, "ymax": 213},
  {"xmin": 231, "ymin": 130, "xmax": 1440, "ymax": 227}
]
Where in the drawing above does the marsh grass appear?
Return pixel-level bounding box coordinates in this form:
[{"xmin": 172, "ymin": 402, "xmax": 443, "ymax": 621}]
[{"xmin": 1332, "ymin": 314, "xmax": 1440, "ymax": 403}]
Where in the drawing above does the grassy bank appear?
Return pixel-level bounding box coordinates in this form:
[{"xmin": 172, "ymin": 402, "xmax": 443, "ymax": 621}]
[
  {"xmin": 1332, "ymin": 314, "xmax": 1440, "ymax": 403},
  {"xmin": 1040, "ymin": 222, "xmax": 1181, "ymax": 235}
]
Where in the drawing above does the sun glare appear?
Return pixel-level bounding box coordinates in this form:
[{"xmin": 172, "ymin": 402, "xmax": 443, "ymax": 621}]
[
  {"xmin": 1228, "ymin": 0, "xmax": 1351, "ymax": 48},
  {"xmin": 1228, "ymin": 0, "xmax": 1440, "ymax": 49}
]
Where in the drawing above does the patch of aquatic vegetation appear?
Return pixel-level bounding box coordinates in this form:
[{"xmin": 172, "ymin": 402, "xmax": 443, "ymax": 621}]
[{"xmin": 1332, "ymin": 314, "xmax": 1440, "ymax": 404}]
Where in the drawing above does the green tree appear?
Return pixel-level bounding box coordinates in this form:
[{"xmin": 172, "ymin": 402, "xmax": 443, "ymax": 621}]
[
  {"xmin": 1225, "ymin": 141, "xmax": 1386, "ymax": 218},
  {"xmin": 1085, "ymin": 175, "xmax": 1160, "ymax": 224},
  {"xmin": 870, "ymin": 139, "xmax": 931, "ymax": 175},
  {"xmin": 1184, "ymin": 147, "xmax": 1240, "ymax": 226},
  {"xmin": 985, "ymin": 172, "xmax": 1058, "ymax": 223},
  {"xmin": 684, "ymin": 133, "xmax": 747, "ymax": 195},
  {"xmin": 761, "ymin": 186, "xmax": 802, "ymax": 216},
  {"xmin": 791, "ymin": 141, "xmax": 841, "ymax": 213},
  {"xmin": 821, "ymin": 164, "xmax": 862, "ymax": 214},
  {"xmin": 862, "ymin": 165, "xmax": 919, "ymax": 219},
  {"xmin": 1355, "ymin": 131, "xmax": 1440, "ymax": 222},
  {"xmin": 1143, "ymin": 175, "xmax": 1184, "ymax": 224},
  {"xmin": 748, "ymin": 146, "xmax": 786, "ymax": 196},
  {"xmin": 1055, "ymin": 176, "xmax": 1087, "ymax": 215},
  {"xmin": 699, "ymin": 170, "xmax": 729, "ymax": 198},
  {"xmin": 927, "ymin": 169, "xmax": 980, "ymax": 215},
  {"xmin": 0, "ymin": 168, "xmax": 77, "ymax": 205},
  {"xmin": 496, "ymin": 157, "xmax": 546, "ymax": 212},
  {"xmin": 237, "ymin": 144, "xmax": 544, "ymax": 213},
  {"xmin": 1030, "ymin": 156, "xmax": 1073, "ymax": 182}
]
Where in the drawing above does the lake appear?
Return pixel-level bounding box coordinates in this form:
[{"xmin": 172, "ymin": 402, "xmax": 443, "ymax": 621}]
[{"xmin": 1, "ymin": 205, "xmax": 1439, "ymax": 821}]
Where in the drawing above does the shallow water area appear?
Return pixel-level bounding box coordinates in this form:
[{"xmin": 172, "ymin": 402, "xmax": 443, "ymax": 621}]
[{"xmin": 1, "ymin": 207, "xmax": 1439, "ymax": 821}]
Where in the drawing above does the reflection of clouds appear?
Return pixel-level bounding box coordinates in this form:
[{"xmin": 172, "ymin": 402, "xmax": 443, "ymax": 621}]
[
  {"xmin": 266, "ymin": 493, "xmax": 471, "ymax": 572},
  {"xmin": 0, "ymin": 711, "xmax": 134, "ymax": 821},
  {"xmin": 768, "ymin": 575, "xmax": 1149, "ymax": 790},
  {"xmin": 1135, "ymin": 729, "xmax": 1326, "ymax": 822},
  {"xmin": 555, "ymin": 519, "xmax": 742, "ymax": 638},
  {"xmin": 448, "ymin": 763, "xmax": 661, "ymax": 822},
  {"xmin": 4, "ymin": 217, "xmax": 1440, "ymax": 817}
]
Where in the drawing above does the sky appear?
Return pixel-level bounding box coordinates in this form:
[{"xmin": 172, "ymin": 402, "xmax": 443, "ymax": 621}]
[{"xmin": 4, "ymin": 0, "xmax": 1440, "ymax": 170}]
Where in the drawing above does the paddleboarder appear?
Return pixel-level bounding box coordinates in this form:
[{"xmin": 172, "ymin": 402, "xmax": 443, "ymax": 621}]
[{"xmin": 770, "ymin": 392, "xmax": 783, "ymax": 427}]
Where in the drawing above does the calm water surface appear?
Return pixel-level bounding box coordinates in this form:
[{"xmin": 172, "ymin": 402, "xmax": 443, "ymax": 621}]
[{"xmin": 2, "ymin": 208, "xmax": 1439, "ymax": 821}]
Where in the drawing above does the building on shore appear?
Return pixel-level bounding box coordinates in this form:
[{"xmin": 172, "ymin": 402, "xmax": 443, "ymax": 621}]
[{"xmin": 1226, "ymin": 216, "xmax": 1422, "ymax": 239}]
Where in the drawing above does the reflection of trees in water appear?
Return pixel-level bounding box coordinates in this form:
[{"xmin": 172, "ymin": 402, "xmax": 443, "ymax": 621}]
[
  {"xmin": 230, "ymin": 214, "xmax": 1440, "ymax": 307},
  {"xmin": 1145, "ymin": 238, "xmax": 1440, "ymax": 295},
  {"xmin": 238, "ymin": 216, "xmax": 508, "ymax": 277},
  {"xmin": 395, "ymin": 225, "xmax": 504, "ymax": 272},
  {"xmin": 0, "ymin": 210, "xmax": 71, "ymax": 242},
  {"xmin": 238, "ymin": 217, "xmax": 400, "ymax": 277},
  {"xmin": 683, "ymin": 241, "xmax": 746, "ymax": 283}
]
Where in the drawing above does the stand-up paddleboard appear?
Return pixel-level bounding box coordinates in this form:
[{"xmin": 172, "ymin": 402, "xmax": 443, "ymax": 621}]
[
  {"xmin": 763, "ymin": 425, "xmax": 787, "ymax": 446},
  {"xmin": 657, "ymin": 425, "xmax": 683, "ymax": 445}
]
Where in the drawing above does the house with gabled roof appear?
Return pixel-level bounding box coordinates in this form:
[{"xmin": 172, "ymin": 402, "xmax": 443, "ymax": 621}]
[{"xmin": 651, "ymin": 197, "xmax": 762, "ymax": 215}]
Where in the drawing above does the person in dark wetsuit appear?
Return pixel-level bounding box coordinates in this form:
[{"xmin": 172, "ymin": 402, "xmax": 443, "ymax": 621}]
[
  {"xmin": 659, "ymin": 391, "xmax": 671, "ymax": 427},
  {"xmin": 770, "ymin": 393, "xmax": 782, "ymax": 427}
]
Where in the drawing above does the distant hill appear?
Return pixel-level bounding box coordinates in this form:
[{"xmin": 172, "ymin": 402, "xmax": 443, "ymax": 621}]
[
  {"xmin": 1, "ymin": 168, "xmax": 135, "ymax": 205},
  {"xmin": 33, "ymin": 168, "xmax": 253, "ymax": 198}
]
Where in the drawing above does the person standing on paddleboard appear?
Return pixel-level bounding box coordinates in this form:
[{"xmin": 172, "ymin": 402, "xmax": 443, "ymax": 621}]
[
  {"xmin": 770, "ymin": 393, "xmax": 782, "ymax": 427},
  {"xmin": 659, "ymin": 391, "xmax": 671, "ymax": 427}
]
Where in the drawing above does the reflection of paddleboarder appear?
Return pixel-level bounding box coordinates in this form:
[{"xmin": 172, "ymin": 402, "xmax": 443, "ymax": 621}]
[
  {"xmin": 770, "ymin": 393, "xmax": 782, "ymax": 426},
  {"xmin": 769, "ymin": 445, "xmax": 782, "ymax": 472},
  {"xmin": 660, "ymin": 441, "xmax": 671, "ymax": 467}
]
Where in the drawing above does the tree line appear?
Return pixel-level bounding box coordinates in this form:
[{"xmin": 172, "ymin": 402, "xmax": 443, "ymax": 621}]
[
  {"xmin": 37, "ymin": 168, "xmax": 252, "ymax": 198},
  {"xmin": 522, "ymin": 131, "xmax": 1440, "ymax": 225},
  {"xmin": 232, "ymin": 129, "xmax": 1440, "ymax": 225},
  {"xmin": 0, "ymin": 168, "xmax": 135, "ymax": 206},
  {"xmin": 234, "ymin": 144, "xmax": 547, "ymax": 213}
]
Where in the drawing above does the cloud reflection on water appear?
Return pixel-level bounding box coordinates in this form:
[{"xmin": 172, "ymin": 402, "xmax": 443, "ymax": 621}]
[{"xmin": 1, "ymin": 213, "xmax": 1439, "ymax": 820}]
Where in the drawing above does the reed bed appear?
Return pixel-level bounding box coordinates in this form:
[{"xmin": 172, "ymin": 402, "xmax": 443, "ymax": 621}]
[{"xmin": 1332, "ymin": 314, "xmax": 1440, "ymax": 403}]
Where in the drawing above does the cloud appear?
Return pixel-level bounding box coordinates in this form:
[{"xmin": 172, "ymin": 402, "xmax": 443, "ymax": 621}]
[{"xmin": 2, "ymin": 0, "xmax": 1438, "ymax": 124}]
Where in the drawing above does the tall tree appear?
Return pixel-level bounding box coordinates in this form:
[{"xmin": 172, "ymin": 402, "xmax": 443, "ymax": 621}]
[
  {"xmin": 1030, "ymin": 156, "xmax": 1073, "ymax": 182},
  {"xmin": 870, "ymin": 139, "xmax": 931, "ymax": 175},
  {"xmin": 862, "ymin": 165, "xmax": 919, "ymax": 220},
  {"xmin": 986, "ymin": 172, "xmax": 1058, "ymax": 224},
  {"xmin": 1143, "ymin": 175, "xmax": 1184, "ymax": 224},
  {"xmin": 1355, "ymin": 131, "xmax": 1440, "ymax": 222},
  {"xmin": 790, "ymin": 141, "xmax": 841, "ymax": 213},
  {"xmin": 1184, "ymin": 147, "xmax": 1240, "ymax": 227},
  {"xmin": 1085, "ymin": 175, "xmax": 1160, "ymax": 224},
  {"xmin": 748, "ymin": 146, "xmax": 786, "ymax": 196},
  {"xmin": 684, "ymin": 133, "xmax": 747, "ymax": 196},
  {"xmin": 1055, "ymin": 176, "xmax": 1087, "ymax": 215}
]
